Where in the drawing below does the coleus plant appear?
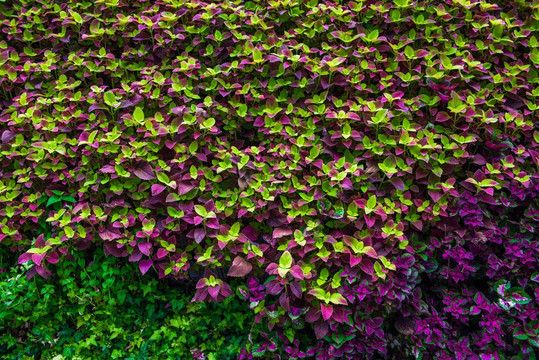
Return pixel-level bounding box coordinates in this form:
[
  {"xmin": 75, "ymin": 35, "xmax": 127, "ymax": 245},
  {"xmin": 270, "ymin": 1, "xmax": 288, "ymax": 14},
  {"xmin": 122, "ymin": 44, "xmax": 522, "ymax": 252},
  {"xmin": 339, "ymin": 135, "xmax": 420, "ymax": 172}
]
[{"xmin": 1, "ymin": 0, "xmax": 538, "ymax": 359}]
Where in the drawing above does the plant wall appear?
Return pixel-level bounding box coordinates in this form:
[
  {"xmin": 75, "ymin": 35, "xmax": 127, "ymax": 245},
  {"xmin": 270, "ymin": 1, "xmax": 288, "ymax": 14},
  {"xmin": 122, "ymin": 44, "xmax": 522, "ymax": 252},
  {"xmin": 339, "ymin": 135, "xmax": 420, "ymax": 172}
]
[{"xmin": 0, "ymin": 0, "xmax": 538, "ymax": 359}]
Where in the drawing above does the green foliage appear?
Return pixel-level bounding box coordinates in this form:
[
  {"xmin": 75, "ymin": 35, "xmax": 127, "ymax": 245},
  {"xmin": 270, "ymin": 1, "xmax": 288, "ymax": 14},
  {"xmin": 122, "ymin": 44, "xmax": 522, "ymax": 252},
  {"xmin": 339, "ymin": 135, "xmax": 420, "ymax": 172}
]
[{"xmin": 0, "ymin": 249, "xmax": 252, "ymax": 360}]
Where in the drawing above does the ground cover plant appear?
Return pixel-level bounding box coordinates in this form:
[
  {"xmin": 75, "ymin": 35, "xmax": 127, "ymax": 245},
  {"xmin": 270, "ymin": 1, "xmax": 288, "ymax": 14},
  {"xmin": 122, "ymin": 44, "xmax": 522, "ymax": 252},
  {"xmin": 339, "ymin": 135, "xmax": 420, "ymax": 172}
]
[
  {"xmin": 0, "ymin": 247, "xmax": 253, "ymax": 359},
  {"xmin": 0, "ymin": 0, "xmax": 538, "ymax": 358}
]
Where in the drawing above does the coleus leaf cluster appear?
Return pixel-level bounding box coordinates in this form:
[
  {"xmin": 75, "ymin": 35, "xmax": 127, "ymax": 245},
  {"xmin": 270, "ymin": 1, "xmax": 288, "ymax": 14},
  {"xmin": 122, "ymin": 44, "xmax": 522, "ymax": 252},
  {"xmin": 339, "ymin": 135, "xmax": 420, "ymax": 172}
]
[{"xmin": 0, "ymin": 0, "xmax": 538, "ymax": 358}]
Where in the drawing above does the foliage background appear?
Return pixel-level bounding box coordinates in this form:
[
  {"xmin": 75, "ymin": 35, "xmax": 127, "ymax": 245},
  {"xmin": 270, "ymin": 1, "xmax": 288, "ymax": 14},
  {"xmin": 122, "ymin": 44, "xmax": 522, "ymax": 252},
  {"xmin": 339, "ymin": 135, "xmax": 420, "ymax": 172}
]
[{"xmin": 1, "ymin": 0, "xmax": 538, "ymax": 359}]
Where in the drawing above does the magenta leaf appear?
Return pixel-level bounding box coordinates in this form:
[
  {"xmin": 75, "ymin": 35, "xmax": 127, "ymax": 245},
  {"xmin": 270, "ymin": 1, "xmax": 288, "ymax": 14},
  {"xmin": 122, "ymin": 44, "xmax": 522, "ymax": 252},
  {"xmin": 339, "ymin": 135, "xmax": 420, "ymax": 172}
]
[
  {"xmin": 151, "ymin": 184, "xmax": 166, "ymax": 196},
  {"xmin": 139, "ymin": 259, "xmax": 153, "ymax": 275},
  {"xmin": 31, "ymin": 253, "xmax": 46, "ymax": 266},
  {"xmin": 208, "ymin": 285, "xmax": 220, "ymax": 299},
  {"xmin": 138, "ymin": 242, "xmax": 152, "ymax": 256},
  {"xmin": 320, "ymin": 303, "xmax": 333, "ymax": 321},
  {"xmin": 289, "ymin": 265, "xmax": 304, "ymax": 280},
  {"xmin": 156, "ymin": 248, "xmax": 168, "ymax": 259},
  {"xmin": 177, "ymin": 182, "xmax": 194, "ymax": 195}
]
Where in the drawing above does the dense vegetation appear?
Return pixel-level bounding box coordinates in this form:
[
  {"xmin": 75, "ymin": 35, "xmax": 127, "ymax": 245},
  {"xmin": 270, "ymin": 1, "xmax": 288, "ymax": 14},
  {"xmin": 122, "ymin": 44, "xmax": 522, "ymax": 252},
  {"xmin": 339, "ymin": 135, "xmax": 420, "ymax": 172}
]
[
  {"xmin": 1, "ymin": 0, "xmax": 538, "ymax": 358},
  {"xmin": 0, "ymin": 247, "xmax": 253, "ymax": 359}
]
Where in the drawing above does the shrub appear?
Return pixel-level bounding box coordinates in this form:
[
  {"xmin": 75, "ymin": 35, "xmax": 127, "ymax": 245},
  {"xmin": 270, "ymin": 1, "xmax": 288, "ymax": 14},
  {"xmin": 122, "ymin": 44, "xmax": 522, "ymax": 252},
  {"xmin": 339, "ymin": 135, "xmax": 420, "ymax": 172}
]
[
  {"xmin": 0, "ymin": 247, "xmax": 253, "ymax": 360},
  {"xmin": 0, "ymin": 0, "xmax": 538, "ymax": 358}
]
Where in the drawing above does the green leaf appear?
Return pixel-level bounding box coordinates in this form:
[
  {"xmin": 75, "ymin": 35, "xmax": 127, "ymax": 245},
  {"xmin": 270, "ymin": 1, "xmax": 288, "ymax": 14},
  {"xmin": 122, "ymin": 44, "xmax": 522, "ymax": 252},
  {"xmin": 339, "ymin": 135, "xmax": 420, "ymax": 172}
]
[
  {"xmin": 342, "ymin": 123, "xmax": 351, "ymax": 139},
  {"xmin": 309, "ymin": 146, "xmax": 320, "ymax": 159},
  {"xmin": 513, "ymin": 330, "xmax": 528, "ymax": 340},
  {"xmin": 156, "ymin": 172, "xmax": 171, "ymax": 185},
  {"xmin": 507, "ymin": 290, "xmax": 531, "ymax": 305},
  {"xmin": 46, "ymin": 196, "xmax": 62, "ymax": 207},
  {"xmin": 404, "ymin": 46, "xmax": 415, "ymax": 58},
  {"xmin": 238, "ymin": 155, "xmax": 249, "ymax": 169},
  {"xmin": 294, "ymin": 229, "xmax": 305, "ymax": 246},
  {"xmin": 394, "ymin": 0, "xmax": 409, "ymax": 7},
  {"xmin": 183, "ymin": 113, "xmax": 196, "ymax": 125},
  {"xmin": 194, "ymin": 205, "xmax": 208, "ymax": 217},
  {"xmin": 374, "ymin": 261, "xmax": 385, "ymax": 279},
  {"xmin": 332, "ymin": 208, "xmax": 344, "ymax": 219},
  {"xmin": 309, "ymin": 288, "xmax": 327, "ymax": 300},
  {"xmin": 253, "ymin": 48, "xmax": 263, "ymax": 63},
  {"xmin": 87, "ymin": 130, "xmax": 98, "ymax": 144},
  {"xmin": 366, "ymin": 29, "xmax": 379, "ymax": 41},
  {"xmin": 367, "ymin": 195, "xmax": 377, "ymax": 209},
  {"xmin": 167, "ymin": 207, "xmax": 184, "ymax": 219},
  {"xmin": 104, "ymin": 91, "xmax": 117, "ymax": 107},
  {"xmin": 202, "ymin": 118, "xmax": 215, "ymax": 129},
  {"xmin": 230, "ymin": 222, "xmax": 240, "ymax": 236},
  {"xmin": 317, "ymin": 198, "xmax": 331, "ymax": 212},
  {"xmin": 329, "ymin": 292, "xmax": 347, "ymax": 305},
  {"xmin": 133, "ymin": 107, "xmax": 145, "ymax": 123},
  {"xmin": 64, "ymin": 226, "xmax": 75, "ymax": 238},
  {"xmin": 479, "ymin": 179, "xmax": 498, "ymax": 187},
  {"xmin": 279, "ymin": 251, "xmax": 293, "ymax": 269},
  {"xmin": 69, "ymin": 9, "xmax": 83, "ymax": 23}
]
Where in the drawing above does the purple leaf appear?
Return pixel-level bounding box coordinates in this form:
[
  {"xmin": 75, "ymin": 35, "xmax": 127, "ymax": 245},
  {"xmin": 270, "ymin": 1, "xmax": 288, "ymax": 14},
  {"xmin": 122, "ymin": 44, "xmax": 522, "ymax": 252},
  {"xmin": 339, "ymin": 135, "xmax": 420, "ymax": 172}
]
[
  {"xmin": 151, "ymin": 184, "xmax": 166, "ymax": 196},
  {"xmin": 266, "ymin": 279, "xmax": 283, "ymax": 295},
  {"xmin": 193, "ymin": 228, "xmax": 206, "ymax": 243},
  {"xmin": 138, "ymin": 242, "xmax": 152, "ymax": 256},
  {"xmin": 100, "ymin": 165, "xmax": 116, "ymax": 174},
  {"xmin": 104, "ymin": 243, "xmax": 127, "ymax": 257},
  {"xmin": 227, "ymin": 256, "xmax": 253, "ymax": 277},
  {"xmin": 35, "ymin": 265, "xmax": 51, "ymax": 279},
  {"xmin": 428, "ymin": 190, "xmax": 443, "ymax": 203},
  {"xmin": 208, "ymin": 285, "xmax": 220, "ymax": 299},
  {"xmin": 156, "ymin": 248, "xmax": 168, "ymax": 259},
  {"xmin": 359, "ymin": 259, "xmax": 374, "ymax": 275},
  {"xmin": 133, "ymin": 162, "xmax": 155, "ymax": 180},
  {"xmin": 273, "ymin": 227, "xmax": 292, "ymax": 239},
  {"xmin": 350, "ymin": 254, "xmax": 362, "ymax": 267},
  {"xmin": 171, "ymin": 106, "xmax": 185, "ymax": 115},
  {"xmin": 289, "ymin": 281, "xmax": 303, "ymax": 298},
  {"xmin": 129, "ymin": 250, "xmax": 143, "ymax": 262},
  {"xmin": 241, "ymin": 225, "xmax": 258, "ymax": 241},
  {"xmin": 289, "ymin": 265, "xmax": 304, "ymax": 280},
  {"xmin": 100, "ymin": 228, "xmax": 122, "ymax": 241},
  {"xmin": 435, "ymin": 111, "xmax": 450, "ymax": 122},
  {"xmin": 139, "ymin": 259, "xmax": 153, "ymax": 275},
  {"xmin": 390, "ymin": 178, "xmax": 405, "ymax": 190},
  {"xmin": 18, "ymin": 252, "xmax": 32, "ymax": 264},
  {"xmin": 1, "ymin": 130, "xmax": 16, "ymax": 144},
  {"xmin": 46, "ymin": 252, "xmax": 59, "ymax": 264},
  {"xmin": 305, "ymin": 307, "xmax": 320, "ymax": 323},
  {"xmin": 314, "ymin": 320, "xmax": 329, "ymax": 339},
  {"xmin": 220, "ymin": 282, "xmax": 233, "ymax": 297},
  {"xmin": 279, "ymin": 292, "xmax": 290, "ymax": 312}
]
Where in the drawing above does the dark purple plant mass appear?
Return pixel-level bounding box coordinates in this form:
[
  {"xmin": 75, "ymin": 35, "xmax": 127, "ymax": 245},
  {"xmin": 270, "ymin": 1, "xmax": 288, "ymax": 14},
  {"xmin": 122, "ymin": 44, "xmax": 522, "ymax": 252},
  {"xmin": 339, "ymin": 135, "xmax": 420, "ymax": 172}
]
[{"xmin": 0, "ymin": 0, "xmax": 538, "ymax": 358}]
